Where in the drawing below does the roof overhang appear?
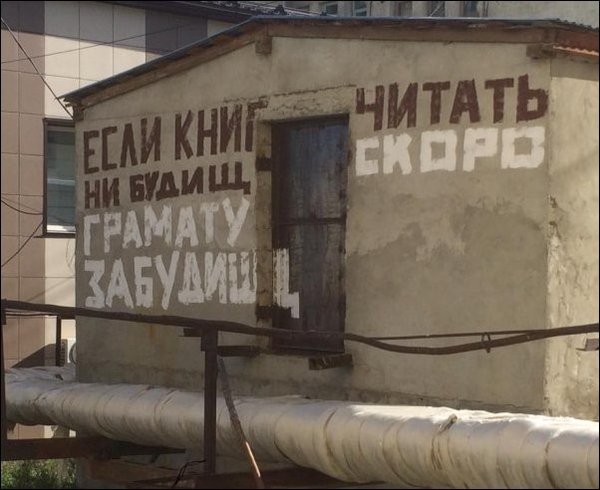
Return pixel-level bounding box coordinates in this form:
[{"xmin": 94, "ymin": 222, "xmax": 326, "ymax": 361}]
[{"xmin": 63, "ymin": 16, "xmax": 599, "ymax": 114}]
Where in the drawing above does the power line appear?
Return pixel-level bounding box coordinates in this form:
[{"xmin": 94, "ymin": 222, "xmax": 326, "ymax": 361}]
[
  {"xmin": 0, "ymin": 17, "xmax": 73, "ymax": 119},
  {"xmin": 1, "ymin": 221, "xmax": 43, "ymax": 268},
  {"xmin": 1, "ymin": 198, "xmax": 43, "ymax": 216},
  {"xmin": 171, "ymin": 460, "xmax": 206, "ymax": 488},
  {"xmin": 1, "ymin": 197, "xmax": 73, "ymax": 226},
  {"xmin": 1, "ymin": 18, "xmax": 215, "ymax": 65},
  {"xmin": 1, "ymin": 196, "xmax": 49, "ymax": 216},
  {"xmin": 1, "ymin": 195, "xmax": 38, "ymax": 213},
  {"xmin": 1, "ymin": 3, "xmax": 313, "ymax": 66},
  {"xmin": 428, "ymin": 1, "xmax": 445, "ymax": 16},
  {"xmin": 245, "ymin": 1, "xmax": 279, "ymax": 7}
]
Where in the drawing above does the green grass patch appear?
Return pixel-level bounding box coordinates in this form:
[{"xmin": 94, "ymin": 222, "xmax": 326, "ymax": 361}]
[{"xmin": 1, "ymin": 459, "xmax": 76, "ymax": 489}]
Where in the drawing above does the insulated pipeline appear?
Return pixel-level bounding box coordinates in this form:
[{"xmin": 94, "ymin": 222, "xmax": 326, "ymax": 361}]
[{"xmin": 5, "ymin": 366, "xmax": 599, "ymax": 489}]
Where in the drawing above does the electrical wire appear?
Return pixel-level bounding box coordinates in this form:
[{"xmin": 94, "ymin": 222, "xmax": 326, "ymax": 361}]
[
  {"xmin": 1, "ymin": 198, "xmax": 43, "ymax": 216},
  {"xmin": 1, "ymin": 196, "xmax": 39, "ymax": 213},
  {"xmin": 1, "ymin": 197, "xmax": 74, "ymax": 226},
  {"xmin": 1, "ymin": 19, "xmax": 209, "ymax": 65},
  {"xmin": 171, "ymin": 460, "xmax": 206, "ymax": 488},
  {"xmin": 1, "ymin": 221, "xmax": 43, "ymax": 268},
  {"xmin": 428, "ymin": 1, "xmax": 445, "ymax": 16},
  {"xmin": 0, "ymin": 1, "xmax": 306, "ymax": 66},
  {"xmin": 0, "ymin": 17, "xmax": 73, "ymax": 119},
  {"xmin": 246, "ymin": 1, "xmax": 279, "ymax": 6}
]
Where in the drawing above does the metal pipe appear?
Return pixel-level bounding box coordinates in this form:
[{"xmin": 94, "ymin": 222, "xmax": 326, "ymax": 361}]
[
  {"xmin": 2, "ymin": 300, "xmax": 598, "ymax": 357},
  {"xmin": 202, "ymin": 330, "xmax": 218, "ymax": 476},
  {"xmin": 55, "ymin": 316, "xmax": 62, "ymax": 367},
  {"xmin": 217, "ymin": 356, "xmax": 264, "ymax": 488},
  {"xmin": 5, "ymin": 367, "xmax": 598, "ymax": 488}
]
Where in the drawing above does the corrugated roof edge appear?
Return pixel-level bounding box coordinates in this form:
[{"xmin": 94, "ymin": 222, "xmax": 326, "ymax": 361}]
[
  {"xmin": 62, "ymin": 15, "xmax": 599, "ymax": 106},
  {"xmin": 105, "ymin": 0, "xmax": 316, "ymax": 22}
]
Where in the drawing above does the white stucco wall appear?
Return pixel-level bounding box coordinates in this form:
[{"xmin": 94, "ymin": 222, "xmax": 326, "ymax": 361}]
[{"xmin": 73, "ymin": 34, "xmax": 597, "ymax": 418}]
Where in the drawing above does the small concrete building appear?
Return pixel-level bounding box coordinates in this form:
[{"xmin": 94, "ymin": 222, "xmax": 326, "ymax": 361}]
[
  {"xmin": 1, "ymin": 0, "xmax": 303, "ymax": 440},
  {"xmin": 63, "ymin": 17, "xmax": 599, "ymax": 422}
]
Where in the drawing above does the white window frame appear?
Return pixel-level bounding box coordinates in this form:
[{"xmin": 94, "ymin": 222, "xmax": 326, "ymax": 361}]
[
  {"xmin": 44, "ymin": 119, "xmax": 76, "ymax": 235},
  {"xmin": 352, "ymin": 1, "xmax": 368, "ymax": 16},
  {"xmin": 319, "ymin": 1, "xmax": 339, "ymax": 15}
]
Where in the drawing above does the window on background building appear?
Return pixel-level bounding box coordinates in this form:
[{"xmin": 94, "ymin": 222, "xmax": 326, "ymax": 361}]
[
  {"xmin": 44, "ymin": 120, "xmax": 75, "ymax": 234},
  {"xmin": 319, "ymin": 1, "xmax": 339, "ymax": 15},
  {"xmin": 352, "ymin": 1, "xmax": 368, "ymax": 16},
  {"xmin": 428, "ymin": 0, "xmax": 445, "ymax": 16},
  {"xmin": 396, "ymin": 1, "xmax": 413, "ymax": 16},
  {"xmin": 462, "ymin": 0, "xmax": 479, "ymax": 16},
  {"xmin": 283, "ymin": 1, "xmax": 311, "ymax": 11}
]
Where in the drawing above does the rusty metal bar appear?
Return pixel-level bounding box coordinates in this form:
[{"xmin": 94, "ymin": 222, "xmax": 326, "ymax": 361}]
[
  {"xmin": 55, "ymin": 315, "xmax": 62, "ymax": 367},
  {"xmin": 372, "ymin": 329, "xmax": 564, "ymax": 341},
  {"xmin": 182, "ymin": 332, "xmax": 260, "ymax": 358},
  {"xmin": 1, "ymin": 437, "xmax": 184, "ymax": 461},
  {"xmin": 2, "ymin": 299, "xmax": 597, "ymax": 357},
  {"xmin": 201, "ymin": 330, "xmax": 218, "ymax": 476},
  {"xmin": 579, "ymin": 338, "xmax": 599, "ymax": 351},
  {"xmin": 215, "ymin": 345, "xmax": 260, "ymax": 357},
  {"xmin": 217, "ymin": 357, "xmax": 264, "ymax": 489}
]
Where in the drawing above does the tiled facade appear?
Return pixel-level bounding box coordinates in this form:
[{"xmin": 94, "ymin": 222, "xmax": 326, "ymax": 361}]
[
  {"xmin": 0, "ymin": 0, "xmax": 237, "ymax": 438},
  {"xmin": 2, "ymin": 3, "xmax": 48, "ymax": 391}
]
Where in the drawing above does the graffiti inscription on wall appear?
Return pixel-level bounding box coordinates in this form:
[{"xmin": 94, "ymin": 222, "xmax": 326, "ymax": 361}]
[
  {"xmin": 81, "ymin": 99, "xmax": 298, "ymax": 312},
  {"xmin": 354, "ymin": 75, "xmax": 548, "ymax": 176},
  {"xmin": 81, "ymin": 101, "xmax": 267, "ymax": 210}
]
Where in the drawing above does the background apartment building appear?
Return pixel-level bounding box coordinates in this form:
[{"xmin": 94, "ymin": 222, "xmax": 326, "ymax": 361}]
[
  {"xmin": 0, "ymin": 0, "xmax": 296, "ymax": 438},
  {"xmin": 284, "ymin": 0, "xmax": 599, "ymax": 25}
]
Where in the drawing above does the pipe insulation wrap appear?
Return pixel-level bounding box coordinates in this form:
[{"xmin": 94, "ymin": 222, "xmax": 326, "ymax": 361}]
[{"xmin": 5, "ymin": 366, "xmax": 599, "ymax": 489}]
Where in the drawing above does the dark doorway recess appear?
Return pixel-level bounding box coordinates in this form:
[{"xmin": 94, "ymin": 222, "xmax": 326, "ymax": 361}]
[{"xmin": 272, "ymin": 116, "xmax": 349, "ymax": 352}]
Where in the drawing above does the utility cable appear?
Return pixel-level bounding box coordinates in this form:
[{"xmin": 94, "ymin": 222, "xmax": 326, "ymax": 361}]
[
  {"xmin": 1, "ymin": 17, "xmax": 72, "ymax": 118},
  {"xmin": 1, "ymin": 197, "xmax": 74, "ymax": 226},
  {"xmin": 1, "ymin": 19, "xmax": 207, "ymax": 65},
  {"xmin": 245, "ymin": 1, "xmax": 278, "ymax": 6},
  {"xmin": 1, "ymin": 196, "xmax": 41, "ymax": 214},
  {"xmin": 1, "ymin": 221, "xmax": 43, "ymax": 268},
  {"xmin": 428, "ymin": 1, "xmax": 444, "ymax": 16},
  {"xmin": 171, "ymin": 459, "xmax": 206, "ymax": 488},
  {"xmin": 0, "ymin": 198, "xmax": 43, "ymax": 216},
  {"xmin": 0, "ymin": 1, "xmax": 307, "ymax": 67}
]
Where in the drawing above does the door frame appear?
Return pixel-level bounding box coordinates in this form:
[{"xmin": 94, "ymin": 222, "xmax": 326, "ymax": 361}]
[{"xmin": 270, "ymin": 115, "xmax": 350, "ymax": 352}]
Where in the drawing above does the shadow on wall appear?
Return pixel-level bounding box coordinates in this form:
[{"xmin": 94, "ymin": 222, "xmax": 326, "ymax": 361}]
[{"xmin": 12, "ymin": 346, "xmax": 47, "ymax": 368}]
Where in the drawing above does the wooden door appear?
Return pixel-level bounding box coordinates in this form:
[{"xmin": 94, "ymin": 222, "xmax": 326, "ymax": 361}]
[{"xmin": 272, "ymin": 117, "xmax": 348, "ymax": 352}]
